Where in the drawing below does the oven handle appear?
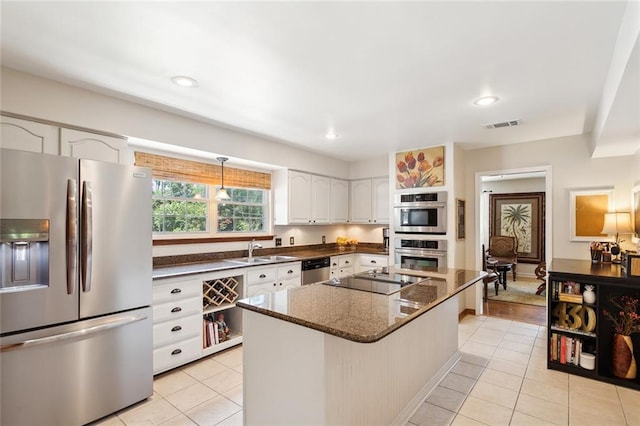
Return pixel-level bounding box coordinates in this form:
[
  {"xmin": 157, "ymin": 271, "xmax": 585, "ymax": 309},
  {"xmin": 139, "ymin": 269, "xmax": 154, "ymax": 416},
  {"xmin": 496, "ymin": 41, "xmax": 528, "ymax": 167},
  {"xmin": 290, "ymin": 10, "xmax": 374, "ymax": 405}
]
[
  {"xmin": 395, "ymin": 248, "xmax": 448, "ymax": 258},
  {"xmin": 393, "ymin": 202, "xmax": 447, "ymax": 209}
]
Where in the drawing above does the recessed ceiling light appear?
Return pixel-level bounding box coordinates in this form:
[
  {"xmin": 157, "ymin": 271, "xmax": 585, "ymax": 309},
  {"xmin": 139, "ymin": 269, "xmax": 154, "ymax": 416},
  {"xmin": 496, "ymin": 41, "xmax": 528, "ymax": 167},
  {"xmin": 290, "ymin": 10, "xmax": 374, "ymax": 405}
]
[
  {"xmin": 325, "ymin": 131, "xmax": 339, "ymax": 140},
  {"xmin": 171, "ymin": 76, "xmax": 198, "ymax": 88},
  {"xmin": 473, "ymin": 96, "xmax": 499, "ymax": 106}
]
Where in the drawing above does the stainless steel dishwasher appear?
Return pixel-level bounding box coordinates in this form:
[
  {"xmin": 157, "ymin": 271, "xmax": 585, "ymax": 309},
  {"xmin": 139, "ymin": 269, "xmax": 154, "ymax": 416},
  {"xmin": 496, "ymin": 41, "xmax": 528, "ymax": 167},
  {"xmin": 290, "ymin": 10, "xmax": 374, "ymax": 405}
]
[{"xmin": 301, "ymin": 257, "xmax": 331, "ymax": 285}]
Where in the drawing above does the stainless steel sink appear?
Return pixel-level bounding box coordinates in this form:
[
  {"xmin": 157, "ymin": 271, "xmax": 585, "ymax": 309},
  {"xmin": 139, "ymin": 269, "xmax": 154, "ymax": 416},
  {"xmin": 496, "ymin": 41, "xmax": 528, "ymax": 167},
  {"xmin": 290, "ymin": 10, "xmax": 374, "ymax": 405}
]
[
  {"xmin": 255, "ymin": 255, "xmax": 298, "ymax": 262},
  {"xmin": 228, "ymin": 255, "xmax": 298, "ymax": 265}
]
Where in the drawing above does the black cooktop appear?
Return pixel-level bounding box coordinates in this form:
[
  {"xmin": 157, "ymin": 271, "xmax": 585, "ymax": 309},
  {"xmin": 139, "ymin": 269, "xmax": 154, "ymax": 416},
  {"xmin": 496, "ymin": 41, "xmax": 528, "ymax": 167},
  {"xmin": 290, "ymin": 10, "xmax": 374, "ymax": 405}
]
[
  {"xmin": 322, "ymin": 269, "xmax": 427, "ymax": 295},
  {"xmin": 354, "ymin": 267, "xmax": 423, "ymax": 286}
]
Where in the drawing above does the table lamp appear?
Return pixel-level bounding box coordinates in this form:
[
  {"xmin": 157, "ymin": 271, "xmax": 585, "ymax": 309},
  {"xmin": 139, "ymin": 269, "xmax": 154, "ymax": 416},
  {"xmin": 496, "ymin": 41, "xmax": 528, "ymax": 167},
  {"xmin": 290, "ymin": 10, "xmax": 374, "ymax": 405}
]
[{"xmin": 601, "ymin": 212, "xmax": 634, "ymax": 263}]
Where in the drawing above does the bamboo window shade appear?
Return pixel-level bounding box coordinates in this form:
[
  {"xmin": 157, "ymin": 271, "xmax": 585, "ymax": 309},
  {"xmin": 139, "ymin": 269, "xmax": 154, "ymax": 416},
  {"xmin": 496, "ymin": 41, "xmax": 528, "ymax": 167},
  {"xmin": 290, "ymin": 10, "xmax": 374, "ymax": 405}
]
[{"xmin": 134, "ymin": 151, "xmax": 271, "ymax": 190}]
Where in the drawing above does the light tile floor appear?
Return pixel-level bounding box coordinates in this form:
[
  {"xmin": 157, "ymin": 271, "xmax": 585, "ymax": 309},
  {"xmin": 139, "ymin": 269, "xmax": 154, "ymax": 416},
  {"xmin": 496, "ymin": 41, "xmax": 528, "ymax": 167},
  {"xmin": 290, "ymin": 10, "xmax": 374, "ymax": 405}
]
[{"xmin": 96, "ymin": 316, "xmax": 640, "ymax": 425}]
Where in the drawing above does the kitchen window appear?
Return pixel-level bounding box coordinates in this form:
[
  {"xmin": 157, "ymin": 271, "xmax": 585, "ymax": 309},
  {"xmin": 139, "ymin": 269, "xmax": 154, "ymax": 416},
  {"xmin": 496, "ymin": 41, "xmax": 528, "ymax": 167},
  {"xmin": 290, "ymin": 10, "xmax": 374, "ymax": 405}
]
[
  {"xmin": 152, "ymin": 179, "xmax": 208, "ymax": 233},
  {"xmin": 152, "ymin": 179, "xmax": 268, "ymax": 236},
  {"xmin": 217, "ymin": 187, "xmax": 266, "ymax": 232},
  {"xmin": 137, "ymin": 151, "xmax": 272, "ymax": 239}
]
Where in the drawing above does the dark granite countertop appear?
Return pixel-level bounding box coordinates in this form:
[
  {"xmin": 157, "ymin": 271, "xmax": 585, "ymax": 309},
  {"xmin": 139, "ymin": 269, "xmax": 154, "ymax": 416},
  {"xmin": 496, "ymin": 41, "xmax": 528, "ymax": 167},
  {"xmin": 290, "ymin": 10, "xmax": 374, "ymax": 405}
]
[
  {"xmin": 550, "ymin": 258, "xmax": 639, "ymax": 284},
  {"xmin": 153, "ymin": 245, "xmax": 388, "ymax": 280},
  {"xmin": 236, "ymin": 266, "xmax": 486, "ymax": 343}
]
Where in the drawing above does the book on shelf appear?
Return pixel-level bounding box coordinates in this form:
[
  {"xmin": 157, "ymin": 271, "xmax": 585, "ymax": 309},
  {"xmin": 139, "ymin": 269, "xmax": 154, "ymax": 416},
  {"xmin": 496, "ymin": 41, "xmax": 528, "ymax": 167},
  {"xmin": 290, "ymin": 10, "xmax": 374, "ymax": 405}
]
[
  {"xmin": 558, "ymin": 293, "xmax": 583, "ymax": 303},
  {"xmin": 550, "ymin": 333, "xmax": 583, "ymax": 366}
]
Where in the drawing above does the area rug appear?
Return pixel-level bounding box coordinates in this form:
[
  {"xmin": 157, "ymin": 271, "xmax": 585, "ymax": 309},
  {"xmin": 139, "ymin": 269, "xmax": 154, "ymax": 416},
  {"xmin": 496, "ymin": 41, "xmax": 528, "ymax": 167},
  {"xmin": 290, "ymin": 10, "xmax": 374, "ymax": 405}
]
[{"xmin": 487, "ymin": 277, "xmax": 546, "ymax": 307}]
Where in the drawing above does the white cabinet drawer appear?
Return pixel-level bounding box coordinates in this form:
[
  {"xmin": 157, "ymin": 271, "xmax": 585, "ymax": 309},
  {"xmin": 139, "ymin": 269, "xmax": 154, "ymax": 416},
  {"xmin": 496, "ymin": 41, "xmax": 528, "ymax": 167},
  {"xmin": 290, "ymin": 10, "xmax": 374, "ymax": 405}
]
[
  {"xmin": 153, "ymin": 314, "xmax": 202, "ymax": 348},
  {"xmin": 246, "ymin": 266, "xmax": 277, "ymax": 286},
  {"xmin": 277, "ymin": 262, "xmax": 301, "ymax": 280},
  {"xmin": 153, "ymin": 336, "xmax": 202, "ymax": 374},
  {"xmin": 359, "ymin": 255, "xmax": 388, "ymax": 268},
  {"xmin": 153, "ymin": 297, "xmax": 201, "ymax": 323},
  {"xmin": 153, "ymin": 278, "xmax": 201, "ymax": 303},
  {"xmin": 338, "ymin": 255, "xmax": 354, "ymax": 268}
]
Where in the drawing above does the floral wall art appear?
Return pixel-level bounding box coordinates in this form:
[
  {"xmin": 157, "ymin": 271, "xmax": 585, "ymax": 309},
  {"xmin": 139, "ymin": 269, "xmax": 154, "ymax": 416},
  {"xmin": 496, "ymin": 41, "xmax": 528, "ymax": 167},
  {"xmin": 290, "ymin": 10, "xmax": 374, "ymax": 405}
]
[{"xmin": 395, "ymin": 146, "xmax": 445, "ymax": 189}]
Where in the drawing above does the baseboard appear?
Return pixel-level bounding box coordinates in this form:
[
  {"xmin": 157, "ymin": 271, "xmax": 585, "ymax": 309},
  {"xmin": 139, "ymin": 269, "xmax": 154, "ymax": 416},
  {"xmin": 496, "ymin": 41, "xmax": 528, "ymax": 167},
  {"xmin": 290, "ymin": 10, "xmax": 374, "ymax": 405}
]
[
  {"xmin": 392, "ymin": 350, "xmax": 462, "ymax": 426},
  {"xmin": 459, "ymin": 309, "xmax": 475, "ymax": 320}
]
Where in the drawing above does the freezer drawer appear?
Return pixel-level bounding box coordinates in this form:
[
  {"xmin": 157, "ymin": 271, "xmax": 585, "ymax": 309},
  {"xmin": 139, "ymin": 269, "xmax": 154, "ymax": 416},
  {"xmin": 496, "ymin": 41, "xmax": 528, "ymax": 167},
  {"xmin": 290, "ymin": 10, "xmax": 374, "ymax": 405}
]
[{"xmin": 0, "ymin": 307, "xmax": 153, "ymax": 426}]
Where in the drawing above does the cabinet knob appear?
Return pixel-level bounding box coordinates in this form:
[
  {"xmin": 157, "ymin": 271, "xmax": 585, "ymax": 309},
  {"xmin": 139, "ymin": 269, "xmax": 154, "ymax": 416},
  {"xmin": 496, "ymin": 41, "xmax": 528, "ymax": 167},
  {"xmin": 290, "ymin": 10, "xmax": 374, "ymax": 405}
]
[
  {"xmin": 345, "ymin": 261, "xmax": 350, "ymax": 264},
  {"xmin": 287, "ymin": 269, "xmax": 293, "ymax": 274},
  {"xmin": 259, "ymin": 274, "xmax": 266, "ymax": 278},
  {"xmin": 371, "ymin": 260, "xmax": 377, "ymax": 264},
  {"xmin": 273, "ymin": 283, "xmax": 277, "ymax": 286},
  {"xmin": 171, "ymin": 307, "xmax": 182, "ymax": 313},
  {"xmin": 171, "ymin": 325, "xmax": 182, "ymax": 332},
  {"xmin": 170, "ymin": 288, "xmax": 182, "ymax": 294},
  {"xmin": 171, "ymin": 349, "xmax": 182, "ymax": 356}
]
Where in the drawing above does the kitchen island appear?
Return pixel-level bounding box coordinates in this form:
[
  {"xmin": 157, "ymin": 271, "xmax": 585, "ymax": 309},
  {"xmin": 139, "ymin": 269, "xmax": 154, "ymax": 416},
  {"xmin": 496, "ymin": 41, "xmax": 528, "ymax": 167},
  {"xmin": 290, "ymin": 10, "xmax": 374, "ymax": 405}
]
[{"xmin": 237, "ymin": 267, "xmax": 485, "ymax": 425}]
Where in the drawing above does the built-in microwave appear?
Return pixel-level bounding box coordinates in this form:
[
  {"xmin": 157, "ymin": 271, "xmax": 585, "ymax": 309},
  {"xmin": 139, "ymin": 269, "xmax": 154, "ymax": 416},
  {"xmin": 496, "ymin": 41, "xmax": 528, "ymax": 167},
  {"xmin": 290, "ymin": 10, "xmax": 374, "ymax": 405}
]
[{"xmin": 393, "ymin": 191, "xmax": 447, "ymax": 234}]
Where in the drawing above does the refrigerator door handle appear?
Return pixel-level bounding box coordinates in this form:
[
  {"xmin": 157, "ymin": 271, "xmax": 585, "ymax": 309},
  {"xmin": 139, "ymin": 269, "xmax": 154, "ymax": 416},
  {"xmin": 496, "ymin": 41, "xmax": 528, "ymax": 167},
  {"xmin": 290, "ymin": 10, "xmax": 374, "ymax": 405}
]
[
  {"xmin": 66, "ymin": 179, "xmax": 78, "ymax": 295},
  {"xmin": 81, "ymin": 181, "xmax": 93, "ymax": 293},
  {"xmin": 0, "ymin": 313, "xmax": 148, "ymax": 353}
]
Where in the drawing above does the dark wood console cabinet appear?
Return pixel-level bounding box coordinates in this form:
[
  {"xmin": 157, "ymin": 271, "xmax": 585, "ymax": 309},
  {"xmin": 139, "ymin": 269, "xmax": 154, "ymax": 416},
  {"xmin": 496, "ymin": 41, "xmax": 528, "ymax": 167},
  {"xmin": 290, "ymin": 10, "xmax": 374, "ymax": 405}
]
[{"xmin": 548, "ymin": 258, "xmax": 640, "ymax": 391}]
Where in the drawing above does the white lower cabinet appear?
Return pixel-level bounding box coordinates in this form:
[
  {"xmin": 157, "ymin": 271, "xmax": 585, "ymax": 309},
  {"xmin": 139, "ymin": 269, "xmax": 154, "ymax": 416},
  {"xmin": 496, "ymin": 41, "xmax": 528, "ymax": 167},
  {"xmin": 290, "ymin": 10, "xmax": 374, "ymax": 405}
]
[
  {"xmin": 152, "ymin": 270, "xmax": 244, "ymax": 374},
  {"xmin": 152, "ymin": 276, "xmax": 204, "ymax": 374},
  {"xmin": 246, "ymin": 262, "xmax": 301, "ymax": 296},
  {"xmin": 356, "ymin": 254, "xmax": 389, "ymax": 273},
  {"xmin": 153, "ymin": 336, "xmax": 203, "ymax": 374},
  {"xmin": 330, "ymin": 254, "xmax": 354, "ymax": 278}
]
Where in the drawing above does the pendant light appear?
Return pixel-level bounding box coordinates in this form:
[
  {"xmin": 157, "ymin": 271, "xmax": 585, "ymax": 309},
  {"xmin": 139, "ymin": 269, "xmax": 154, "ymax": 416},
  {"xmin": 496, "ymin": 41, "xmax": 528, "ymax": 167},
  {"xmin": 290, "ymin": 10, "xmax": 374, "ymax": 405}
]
[{"xmin": 216, "ymin": 157, "xmax": 231, "ymax": 201}]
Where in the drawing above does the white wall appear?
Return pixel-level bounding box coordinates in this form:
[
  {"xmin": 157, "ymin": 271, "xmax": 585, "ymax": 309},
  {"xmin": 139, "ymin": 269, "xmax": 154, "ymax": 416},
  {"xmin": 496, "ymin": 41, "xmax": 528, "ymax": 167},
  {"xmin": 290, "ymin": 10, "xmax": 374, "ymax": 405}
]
[
  {"xmin": 464, "ymin": 133, "xmax": 637, "ymax": 273},
  {"xmin": 1, "ymin": 67, "xmax": 391, "ymax": 257},
  {"xmin": 0, "ymin": 67, "xmax": 350, "ymax": 178}
]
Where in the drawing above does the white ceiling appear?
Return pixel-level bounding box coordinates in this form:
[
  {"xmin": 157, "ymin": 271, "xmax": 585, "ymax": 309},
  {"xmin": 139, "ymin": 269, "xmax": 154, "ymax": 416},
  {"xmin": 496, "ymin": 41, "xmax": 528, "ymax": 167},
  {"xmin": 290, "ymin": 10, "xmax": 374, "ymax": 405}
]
[{"xmin": 1, "ymin": 1, "xmax": 638, "ymax": 161}]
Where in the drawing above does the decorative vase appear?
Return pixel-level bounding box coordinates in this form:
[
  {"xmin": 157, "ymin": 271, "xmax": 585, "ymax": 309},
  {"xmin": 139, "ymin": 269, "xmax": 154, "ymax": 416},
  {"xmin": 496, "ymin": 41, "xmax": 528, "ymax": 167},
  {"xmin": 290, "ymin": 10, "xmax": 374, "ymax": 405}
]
[
  {"xmin": 612, "ymin": 334, "xmax": 637, "ymax": 379},
  {"xmin": 583, "ymin": 285, "xmax": 596, "ymax": 304}
]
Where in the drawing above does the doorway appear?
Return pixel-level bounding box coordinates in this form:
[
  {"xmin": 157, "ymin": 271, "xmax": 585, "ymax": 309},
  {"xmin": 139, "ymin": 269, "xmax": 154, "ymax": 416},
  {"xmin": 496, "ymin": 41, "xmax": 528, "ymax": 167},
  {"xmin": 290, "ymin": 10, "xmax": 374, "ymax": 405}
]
[{"xmin": 474, "ymin": 166, "xmax": 552, "ymax": 319}]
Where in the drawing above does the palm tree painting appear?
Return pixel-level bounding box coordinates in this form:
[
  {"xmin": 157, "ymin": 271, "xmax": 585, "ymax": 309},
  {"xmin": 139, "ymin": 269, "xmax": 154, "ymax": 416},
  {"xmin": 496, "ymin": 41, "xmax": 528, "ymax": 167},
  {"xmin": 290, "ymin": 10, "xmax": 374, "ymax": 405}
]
[
  {"xmin": 490, "ymin": 192, "xmax": 545, "ymax": 264},
  {"xmin": 500, "ymin": 203, "xmax": 532, "ymax": 253}
]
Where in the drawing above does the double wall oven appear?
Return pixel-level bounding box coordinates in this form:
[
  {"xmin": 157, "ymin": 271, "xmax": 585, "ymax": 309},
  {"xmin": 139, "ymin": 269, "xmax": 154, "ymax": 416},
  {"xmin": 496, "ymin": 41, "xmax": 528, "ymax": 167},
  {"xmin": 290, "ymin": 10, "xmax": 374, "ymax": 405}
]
[{"xmin": 393, "ymin": 191, "xmax": 448, "ymax": 270}]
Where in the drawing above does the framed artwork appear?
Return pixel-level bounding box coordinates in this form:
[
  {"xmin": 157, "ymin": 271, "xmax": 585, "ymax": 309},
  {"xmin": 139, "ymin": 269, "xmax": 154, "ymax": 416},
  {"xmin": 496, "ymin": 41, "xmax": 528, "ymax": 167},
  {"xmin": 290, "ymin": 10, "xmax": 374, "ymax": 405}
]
[
  {"xmin": 569, "ymin": 188, "xmax": 613, "ymax": 241},
  {"xmin": 456, "ymin": 198, "xmax": 465, "ymax": 240},
  {"xmin": 490, "ymin": 192, "xmax": 545, "ymax": 264},
  {"xmin": 395, "ymin": 146, "xmax": 444, "ymax": 189},
  {"xmin": 633, "ymin": 185, "xmax": 640, "ymax": 241}
]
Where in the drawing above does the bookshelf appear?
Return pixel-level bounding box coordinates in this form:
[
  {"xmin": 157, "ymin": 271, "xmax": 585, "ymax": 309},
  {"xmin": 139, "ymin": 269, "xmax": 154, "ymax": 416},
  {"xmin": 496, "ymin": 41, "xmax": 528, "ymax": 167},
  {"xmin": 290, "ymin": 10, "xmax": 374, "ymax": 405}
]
[{"xmin": 548, "ymin": 259, "xmax": 640, "ymax": 391}]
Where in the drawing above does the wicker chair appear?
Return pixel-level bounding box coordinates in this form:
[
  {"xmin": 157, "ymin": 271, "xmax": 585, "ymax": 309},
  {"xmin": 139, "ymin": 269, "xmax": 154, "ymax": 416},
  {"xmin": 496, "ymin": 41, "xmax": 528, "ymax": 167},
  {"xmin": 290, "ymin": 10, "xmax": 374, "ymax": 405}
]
[{"xmin": 486, "ymin": 236, "xmax": 518, "ymax": 282}]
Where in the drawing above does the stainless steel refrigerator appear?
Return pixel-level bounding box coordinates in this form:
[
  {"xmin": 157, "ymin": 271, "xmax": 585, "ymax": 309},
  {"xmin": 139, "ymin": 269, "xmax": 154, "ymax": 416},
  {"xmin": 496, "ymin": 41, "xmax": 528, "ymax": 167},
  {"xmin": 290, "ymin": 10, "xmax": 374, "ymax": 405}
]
[{"xmin": 0, "ymin": 148, "xmax": 153, "ymax": 425}]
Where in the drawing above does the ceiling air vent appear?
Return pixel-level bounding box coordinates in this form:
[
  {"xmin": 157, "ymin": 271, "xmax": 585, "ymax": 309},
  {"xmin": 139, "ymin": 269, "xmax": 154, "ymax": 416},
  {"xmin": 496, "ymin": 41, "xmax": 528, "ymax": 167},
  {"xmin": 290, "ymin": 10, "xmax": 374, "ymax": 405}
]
[{"xmin": 484, "ymin": 119, "xmax": 520, "ymax": 129}]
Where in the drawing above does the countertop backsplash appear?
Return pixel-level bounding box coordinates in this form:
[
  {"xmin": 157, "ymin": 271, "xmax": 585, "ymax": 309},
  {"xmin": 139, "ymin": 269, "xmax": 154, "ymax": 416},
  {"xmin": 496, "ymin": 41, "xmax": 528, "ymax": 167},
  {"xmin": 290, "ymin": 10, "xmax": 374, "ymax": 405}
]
[{"xmin": 152, "ymin": 242, "xmax": 387, "ymax": 268}]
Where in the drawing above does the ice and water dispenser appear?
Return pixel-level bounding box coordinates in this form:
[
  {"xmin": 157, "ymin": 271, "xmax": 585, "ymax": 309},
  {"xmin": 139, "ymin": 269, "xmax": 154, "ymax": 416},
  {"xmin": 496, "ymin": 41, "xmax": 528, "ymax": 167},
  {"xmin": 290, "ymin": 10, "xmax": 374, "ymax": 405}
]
[{"xmin": 0, "ymin": 219, "xmax": 50, "ymax": 292}]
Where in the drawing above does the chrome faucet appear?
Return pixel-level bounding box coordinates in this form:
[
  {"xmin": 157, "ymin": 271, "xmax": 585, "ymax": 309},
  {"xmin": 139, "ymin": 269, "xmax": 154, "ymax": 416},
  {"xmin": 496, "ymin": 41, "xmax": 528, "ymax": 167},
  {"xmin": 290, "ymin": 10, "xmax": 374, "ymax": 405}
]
[{"xmin": 248, "ymin": 239, "xmax": 263, "ymax": 258}]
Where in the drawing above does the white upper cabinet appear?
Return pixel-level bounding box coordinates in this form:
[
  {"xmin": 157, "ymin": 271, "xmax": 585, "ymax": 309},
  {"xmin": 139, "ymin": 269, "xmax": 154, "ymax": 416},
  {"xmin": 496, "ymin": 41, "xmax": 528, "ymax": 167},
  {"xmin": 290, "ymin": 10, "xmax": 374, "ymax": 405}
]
[
  {"xmin": 372, "ymin": 177, "xmax": 390, "ymax": 224},
  {"xmin": 287, "ymin": 171, "xmax": 313, "ymax": 224},
  {"xmin": 60, "ymin": 128, "xmax": 126, "ymax": 164},
  {"xmin": 311, "ymin": 175, "xmax": 331, "ymax": 224},
  {"xmin": 1, "ymin": 115, "xmax": 127, "ymax": 164},
  {"xmin": 0, "ymin": 115, "xmax": 59, "ymax": 154},
  {"xmin": 350, "ymin": 178, "xmax": 390, "ymax": 224},
  {"xmin": 330, "ymin": 179, "xmax": 349, "ymax": 223},
  {"xmin": 274, "ymin": 170, "xmax": 335, "ymax": 225},
  {"xmin": 350, "ymin": 179, "xmax": 372, "ymax": 223}
]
